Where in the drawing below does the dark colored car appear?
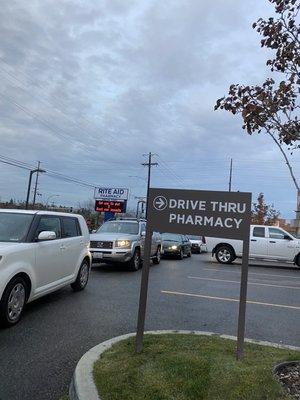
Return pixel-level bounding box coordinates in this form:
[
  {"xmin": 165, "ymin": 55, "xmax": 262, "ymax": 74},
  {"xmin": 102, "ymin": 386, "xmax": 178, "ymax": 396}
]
[{"xmin": 162, "ymin": 233, "xmax": 192, "ymax": 259}]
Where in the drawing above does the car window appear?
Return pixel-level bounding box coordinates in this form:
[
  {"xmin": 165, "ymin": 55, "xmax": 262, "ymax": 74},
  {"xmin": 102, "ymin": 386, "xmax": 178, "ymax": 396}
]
[
  {"xmin": 188, "ymin": 235, "xmax": 200, "ymax": 240},
  {"xmin": 0, "ymin": 212, "xmax": 34, "ymax": 242},
  {"xmin": 162, "ymin": 233, "xmax": 181, "ymax": 242},
  {"xmin": 253, "ymin": 227, "xmax": 265, "ymax": 238},
  {"xmin": 269, "ymin": 228, "xmax": 287, "ymax": 240},
  {"xmin": 98, "ymin": 221, "xmax": 139, "ymax": 234},
  {"xmin": 36, "ymin": 216, "xmax": 61, "ymax": 239},
  {"xmin": 62, "ymin": 217, "xmax": 81, "ymax": 238}
]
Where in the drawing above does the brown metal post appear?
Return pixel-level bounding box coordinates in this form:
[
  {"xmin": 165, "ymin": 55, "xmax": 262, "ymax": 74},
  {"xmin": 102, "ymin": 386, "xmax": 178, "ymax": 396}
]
[
  {"xmin": 135, "ymin": 226, "xmax": 153, "ymax": 353},
  {"xmin": 236, "ymin": 236, "xmax": 250, "ymax": 360}
]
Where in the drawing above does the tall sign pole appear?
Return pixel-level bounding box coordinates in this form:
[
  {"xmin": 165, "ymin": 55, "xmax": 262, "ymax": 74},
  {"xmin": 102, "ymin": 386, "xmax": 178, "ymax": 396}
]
[
  {"xmin": 135, "ymin": 221, "xmax": 153, "ymax": 353},
  {"xmin": 236, "ymin": 235, "xmax": 250, "ymax": 360},
  {"xmin": 296, "ymin": 189, "xmax": 300, "ymax": 236}
]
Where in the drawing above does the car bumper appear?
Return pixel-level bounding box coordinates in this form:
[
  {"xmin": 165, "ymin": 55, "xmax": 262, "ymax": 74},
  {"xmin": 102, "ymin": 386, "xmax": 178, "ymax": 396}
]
[
  {"xmin": 162, "ymin": 249, "xmax": 181, "ymax": 256},
  {"xmin": 90, "ymin": 248, "xmax": 133, "ymax": 263},
  {"xmin": 191, "ymin": 244, "xmax": 201, "ymax": 253}
]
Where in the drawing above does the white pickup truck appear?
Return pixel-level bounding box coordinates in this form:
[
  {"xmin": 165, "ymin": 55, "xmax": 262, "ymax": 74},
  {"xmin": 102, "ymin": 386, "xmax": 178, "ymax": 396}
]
[{"xmin": 207, "ymin": 225, "xmax": 300, "ymax": 267}]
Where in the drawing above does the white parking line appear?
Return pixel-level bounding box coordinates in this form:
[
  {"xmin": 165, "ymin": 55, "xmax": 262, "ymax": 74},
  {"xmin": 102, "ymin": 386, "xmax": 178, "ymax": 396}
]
[
  {"xmin": 188, "ymin": 276, "xmax": 300, "ymax": 290},
  {"xmin": 161, "ymin": 290, "xmax": 300, "ymax": 310},
  {"xmin": 203, "ymin": 268, "xmax": 300, "ymax": 281}
]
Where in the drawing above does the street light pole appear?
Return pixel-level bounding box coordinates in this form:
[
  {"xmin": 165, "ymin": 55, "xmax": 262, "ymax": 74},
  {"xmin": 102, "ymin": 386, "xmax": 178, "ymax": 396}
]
[{"xmin": 25, "ymin": 168, "xmax": 46, "ymax": 209}]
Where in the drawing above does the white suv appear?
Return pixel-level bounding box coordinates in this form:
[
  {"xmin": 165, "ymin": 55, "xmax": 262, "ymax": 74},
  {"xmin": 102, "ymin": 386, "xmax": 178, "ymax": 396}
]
[{"xmin": 0, "ymin": 209, "xmax": 91, "ymax": 327}]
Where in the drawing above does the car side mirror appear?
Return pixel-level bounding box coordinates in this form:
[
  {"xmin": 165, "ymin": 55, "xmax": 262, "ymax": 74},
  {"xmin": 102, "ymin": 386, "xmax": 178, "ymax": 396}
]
[
  {"xmin": 38, "ymin": 231, "xmax": 56, "ymax": 241},
  {"xmin": 284, "ymin": 234, "xmax": 292, "ymax": 240}
]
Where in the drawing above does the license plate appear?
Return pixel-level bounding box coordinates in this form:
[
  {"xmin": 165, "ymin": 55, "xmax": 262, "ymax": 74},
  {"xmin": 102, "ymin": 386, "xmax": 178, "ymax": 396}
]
[{"xmin": 93, "ymin": 252, "xmax": 103, "ymax": 259}]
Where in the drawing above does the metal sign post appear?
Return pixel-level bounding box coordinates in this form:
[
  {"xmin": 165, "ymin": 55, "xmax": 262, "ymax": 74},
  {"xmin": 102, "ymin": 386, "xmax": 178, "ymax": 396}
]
[
  {"xmin": 135, "ymin": 188, "xmax": 251, "ymax": 358},
  {"xmin": 236, "ymin": 237, "xmax": 250, "ymax": 360},
  {"xmin": 135, "ymin": 225, "xmax": 153, "ymax": 353}
]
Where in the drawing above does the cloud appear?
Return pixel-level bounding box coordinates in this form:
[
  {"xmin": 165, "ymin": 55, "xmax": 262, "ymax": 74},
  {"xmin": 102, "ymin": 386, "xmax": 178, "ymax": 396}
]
[{"xmin": 0, "ymin": 0, "xmax": 298, "ymax": 217}]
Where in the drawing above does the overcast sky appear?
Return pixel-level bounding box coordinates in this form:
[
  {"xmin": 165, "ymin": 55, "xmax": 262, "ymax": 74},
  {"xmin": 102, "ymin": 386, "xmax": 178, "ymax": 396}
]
[{"xmin": 0, "ymin": 0, "xmax": 299, "ymax": 218}]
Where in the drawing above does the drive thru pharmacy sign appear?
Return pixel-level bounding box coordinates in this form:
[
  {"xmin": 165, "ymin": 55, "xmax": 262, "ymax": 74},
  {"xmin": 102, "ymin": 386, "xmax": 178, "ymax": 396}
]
[{"xmin": 136, "ymin": 188, "xmax": 252, "ymax": 360}]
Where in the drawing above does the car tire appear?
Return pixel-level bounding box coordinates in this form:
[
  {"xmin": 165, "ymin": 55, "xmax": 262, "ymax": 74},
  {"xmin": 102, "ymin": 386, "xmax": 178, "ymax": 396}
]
[
  {"xmin": 128, "ymin": 249, "xmax": 141, "ymax": 271},
  {"xmin": 296, "ymin": 254, "xmax": 300, "ymax": 268},
  {"xmin": 177, "ymin": 248, "xmax": 184, "ymax": 260},
  {"xmin": 153, "ymin": 247, "xmax": 161, "ymax": 265},
  {"xmin": 0, "ymin": 276, "xmax": 28, "ymax": 328},
  {"xmin": 215, "ymin": 245, "xmax": 235, "ymax": 264},
  {"xmin": 71, "ymin": 260, "xmax": 90, "ymax": 291}
]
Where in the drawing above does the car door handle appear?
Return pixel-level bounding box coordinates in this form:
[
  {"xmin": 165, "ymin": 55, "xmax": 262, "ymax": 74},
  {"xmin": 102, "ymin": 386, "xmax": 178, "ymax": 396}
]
[
  {"xmin": 269, "ymin": 241, "xmax": 276, "ymax": 243},
  {"xmin": 251, "ymin": 239, "xmax": 257, "ymax": 242}
]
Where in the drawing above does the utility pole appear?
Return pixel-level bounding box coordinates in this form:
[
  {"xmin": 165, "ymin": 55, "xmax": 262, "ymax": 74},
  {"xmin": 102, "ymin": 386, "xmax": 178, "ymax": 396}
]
[
  {"xmin": 32, "ymin": 161, "xmax": 41, "ymax": 207},
  {"xmin": 25, "ymin": 167, "xmax": 46, "ymax": 209},
  {"xmin": 228, "ymin": 158, "xmax": 233, "ymax": 192},
  {"xmin": 142, "ymin": 152, "xmax": 158, "ymax": 218}
]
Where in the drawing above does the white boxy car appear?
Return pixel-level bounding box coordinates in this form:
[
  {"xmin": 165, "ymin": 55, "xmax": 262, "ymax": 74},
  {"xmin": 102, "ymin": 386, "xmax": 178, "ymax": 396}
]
[
  {"xmin": 0, "ymin": 209, "xmax": 91, "ymax": 327},
  {"xmin": 207, "ymin": 225, "xmax": 300, "ymax": 266}
]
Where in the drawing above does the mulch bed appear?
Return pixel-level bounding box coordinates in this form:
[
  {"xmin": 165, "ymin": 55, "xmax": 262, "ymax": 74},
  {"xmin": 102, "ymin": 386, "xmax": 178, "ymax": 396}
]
[{"xmin": 275, "ymin": 362, "xmax": 300, "ymax": 399}]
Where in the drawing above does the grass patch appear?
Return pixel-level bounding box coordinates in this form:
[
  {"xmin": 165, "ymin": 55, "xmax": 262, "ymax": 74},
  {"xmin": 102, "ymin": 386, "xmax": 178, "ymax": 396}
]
[{"xmin": 93, "ymin": 334, "xmax": 299, "ymax": 400}]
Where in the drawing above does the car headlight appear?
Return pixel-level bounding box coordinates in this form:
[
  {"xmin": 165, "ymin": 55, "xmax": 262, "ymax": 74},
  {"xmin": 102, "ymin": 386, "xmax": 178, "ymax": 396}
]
[
  {"xmin": 115, "ymin": 240, "xmax": 131, "ymax": 248},
  {"xmin": 171, "ymin": 245, "xmax": 178, "ymax": 250}
]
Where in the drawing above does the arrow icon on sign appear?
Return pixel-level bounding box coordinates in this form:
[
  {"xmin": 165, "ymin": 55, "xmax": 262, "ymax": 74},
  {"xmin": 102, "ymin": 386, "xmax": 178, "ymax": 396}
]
[{"xmin": 153, "ymin": 196, "xmax": 167, "ymax": 211}]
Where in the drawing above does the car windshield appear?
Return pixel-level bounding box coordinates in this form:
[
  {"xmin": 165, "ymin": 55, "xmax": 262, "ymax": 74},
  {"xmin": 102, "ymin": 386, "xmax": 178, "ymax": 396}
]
[
  {"xmin": 0, "ymin": 212, "xmax": 34, "ymax": 242},
  {"xmin": 188, "ymin": 235, "xmax": 200, "ymax": 240},
  {"xmin": 97, "ymin": 221, "xmax": 139, "ymax": 235},
  {"xmin": 162, "ymin": 233, "xmax": 181, "ymax": 242}
]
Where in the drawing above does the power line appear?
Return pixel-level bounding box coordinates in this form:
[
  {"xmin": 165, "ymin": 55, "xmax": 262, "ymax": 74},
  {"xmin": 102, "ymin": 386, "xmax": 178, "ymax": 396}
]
[
  {"xmin": 0, "ymin": 59, "xmax": 134, "ymax": 150},
  {"xmin": 0, "ymin": 153, "xmax": 98, "ymax": 189},
  {"xmin": 0, "ymin": 92, "xmax": 97, "ymax": 151},
  {"xmin": 156, "ymin": 155, "xmax": 186, "ymax": 186}
]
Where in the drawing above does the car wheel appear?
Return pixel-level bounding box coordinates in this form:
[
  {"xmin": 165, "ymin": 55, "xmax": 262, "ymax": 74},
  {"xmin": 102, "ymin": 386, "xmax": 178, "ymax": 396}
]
[
  {"xmin": 153, "ymin": 247, "xmax": 161, "ymax": 265},
  {"xmin": 0, "ymin": 276, "xmax": 28, "ymax": 328},
  {"xmin": 296, "ymin": 254, "xmax": 300, "ymax": 268},
  {"xmin": 71, "ymin": 260, "xmax": 90, "ymax": 291},
  {"xmin": 215, "ymin": 246, "xmax": 235, "ymax": 264},
  {"xmin": 128, "ymin": 249, "xmax": 141, "ymax": 271},
  {"xmin": 177, "ymin": 248, "xmax": 184, "ymax": 260}
]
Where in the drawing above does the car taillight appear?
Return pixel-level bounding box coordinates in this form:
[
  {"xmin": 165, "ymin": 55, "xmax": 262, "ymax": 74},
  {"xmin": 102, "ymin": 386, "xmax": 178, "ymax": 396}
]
[{"xmin": 202, "ymin": 236, "xmax": 206, "ymax": 244}]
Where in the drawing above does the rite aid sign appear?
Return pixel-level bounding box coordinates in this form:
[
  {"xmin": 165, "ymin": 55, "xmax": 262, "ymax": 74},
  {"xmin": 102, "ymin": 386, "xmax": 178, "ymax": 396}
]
[
  {"xmin": 148, "ymin": 188, "xmax": 251, "ymax": 240},
  {"xmin": 94, "ymin": 187, "xmax": 129, "ymax": 201}
]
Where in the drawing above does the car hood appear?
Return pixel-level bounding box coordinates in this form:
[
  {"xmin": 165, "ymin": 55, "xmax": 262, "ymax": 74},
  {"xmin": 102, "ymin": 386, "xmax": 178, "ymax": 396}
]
[
  {"xmin": 163, "ymin": 240, "xmax": 180, "ymax": 246},
  {"xmin": 90, "ymin": 233, "xmax": 138, "ymax": 241}
]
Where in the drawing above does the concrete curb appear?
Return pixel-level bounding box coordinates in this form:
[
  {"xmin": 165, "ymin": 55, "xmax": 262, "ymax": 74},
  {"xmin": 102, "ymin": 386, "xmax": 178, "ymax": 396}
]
[{"xmin": 69, "ymin": 330, "xmax": 300, "ymax": 400}]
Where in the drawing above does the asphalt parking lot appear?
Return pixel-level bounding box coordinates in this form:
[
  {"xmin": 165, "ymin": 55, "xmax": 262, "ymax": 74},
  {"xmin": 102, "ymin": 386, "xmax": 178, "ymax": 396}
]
[{"xmin": 0, "ymin": 254, "xmax": 299, "ymax": 400}]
